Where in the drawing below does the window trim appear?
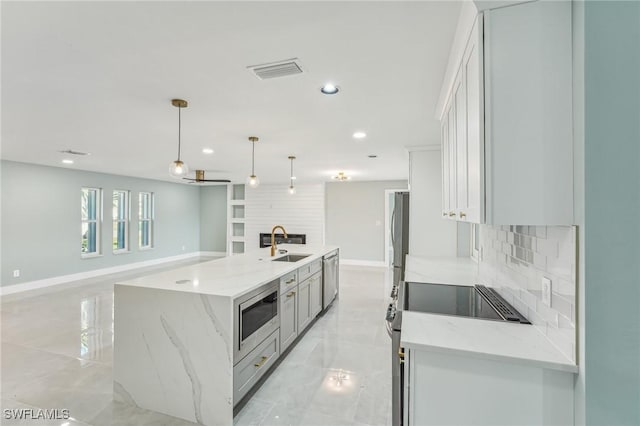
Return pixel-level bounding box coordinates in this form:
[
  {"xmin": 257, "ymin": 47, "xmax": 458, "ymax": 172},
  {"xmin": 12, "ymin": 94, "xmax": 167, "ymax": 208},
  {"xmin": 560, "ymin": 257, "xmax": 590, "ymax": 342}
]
[
  {"xmin": 81, "ymin": 187, "xmax": 103, "ymax": 258},
  {"xmin": 470, "ymin": 223, "xmax": 480, "ymax": 263},
  {"xmin": 113, "ymin": 189, "xmax": 131, "ymax": 254},
  {"xmin": 138, "ymin": 191, "xmax": 155, "ymax": 250}
]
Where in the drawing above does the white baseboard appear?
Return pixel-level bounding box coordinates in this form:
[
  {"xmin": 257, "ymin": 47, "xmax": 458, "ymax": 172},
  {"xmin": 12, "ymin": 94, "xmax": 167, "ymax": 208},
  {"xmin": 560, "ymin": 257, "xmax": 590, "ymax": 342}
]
[
  {"xmin": 0, "ymin": 251, "xmax": 226, "ymax": 296},
  {"xmin": 340, "ymin": 259, "xmax": 388, "ymax": 268},
  {"xmin": 199, "ymin": 251, "xmax": 227, "ymax": 257}
]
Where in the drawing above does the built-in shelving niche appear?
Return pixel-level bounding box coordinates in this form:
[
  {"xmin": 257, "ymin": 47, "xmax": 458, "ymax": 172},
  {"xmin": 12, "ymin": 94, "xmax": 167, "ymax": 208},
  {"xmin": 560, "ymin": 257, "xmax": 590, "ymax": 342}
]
[{"xmin": 227, "ymin": 184, "xmax": 246, "ymax": 255}]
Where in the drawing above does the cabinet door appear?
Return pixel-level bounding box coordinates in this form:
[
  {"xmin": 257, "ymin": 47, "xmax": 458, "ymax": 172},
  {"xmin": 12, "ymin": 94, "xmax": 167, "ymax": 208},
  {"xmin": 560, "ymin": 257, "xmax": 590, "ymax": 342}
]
[
  {"xmin": 441, "ymin": 101, "xmax": 456, "ymax": 220},
  {"xmin": 461, "ymin": 17, "xmax": 484, "ymax": 223},
  {"xmin": 441, "ymin": 114, "xmax": 450, "ymax": 218},
  {"xmin": 453, "ymin": 63, "xmax": 468, "ymax": 222},
  {"xmin": 297, "ymin": 280, "xmax": 311, "ymax": 333},
  {"xmin": 309, "ymin": 273, "xmax": 323, "ymax": 318},
  {"xmin": 280, "ymin": 288, "xmax": 297, "ymax": 352},
  {"xmin": 447, "ymin": 100, "xmax": 457, "ymax": 218}
]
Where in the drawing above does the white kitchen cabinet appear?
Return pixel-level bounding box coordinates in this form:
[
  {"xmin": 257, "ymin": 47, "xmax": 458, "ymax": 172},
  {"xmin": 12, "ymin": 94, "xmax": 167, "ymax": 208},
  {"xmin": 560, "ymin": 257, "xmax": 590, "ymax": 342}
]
[
  {"xmin": 405, "ymin": 348, "xmax": 574, "ymax": 426},
  {"xmin": 440, "ymin": 0, "xmax": 573, "ymax": 225},
  {"xmin": 279, "ymin": 271, "xmax": 298, "ymax": 352},
  {"xmin": 309, "ymin": 272, "xmax": 323, "ymax": 319},
  {"xmin": 297, "ymin": 277, "xmax": 312, "ymax": 333}
]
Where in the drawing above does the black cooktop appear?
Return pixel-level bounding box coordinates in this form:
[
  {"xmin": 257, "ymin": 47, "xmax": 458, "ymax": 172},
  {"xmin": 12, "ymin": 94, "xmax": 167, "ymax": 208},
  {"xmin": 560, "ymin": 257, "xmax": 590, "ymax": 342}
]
[{"xmin": 403, "ymin": 282, "xmax": 530, "ymax": 323}]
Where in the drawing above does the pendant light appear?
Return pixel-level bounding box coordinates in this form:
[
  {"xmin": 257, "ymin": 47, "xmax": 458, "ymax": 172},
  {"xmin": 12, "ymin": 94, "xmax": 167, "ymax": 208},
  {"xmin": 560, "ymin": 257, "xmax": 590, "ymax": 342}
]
[
  {"xmin": 288, "ymin": 156, "xmax": 296, "ymax": 195},
  {"xmin": 247, "ymin": 136, "xmax": 260, "ymax": 188},
  {"xmin": 168, "ymin": 99, "xmax": 190, "ymax": 178}
]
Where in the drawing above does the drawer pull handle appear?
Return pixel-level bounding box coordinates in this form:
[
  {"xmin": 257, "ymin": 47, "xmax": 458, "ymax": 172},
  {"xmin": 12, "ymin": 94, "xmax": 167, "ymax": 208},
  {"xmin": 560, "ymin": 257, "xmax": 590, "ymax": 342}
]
[
  {"xmin": 254, "ymin": 356, "xmax": 268, "ymax": 368},
  {"xmin": 286, "ymin": 278, "xmax": 295, "ymax": 284},
  {"xmin": 448, "ymin": 211, "xmax": 455, "ymax": 217},
  {"xmin": 459, "ymin": 212, "xmax": 466, "ymax": 218},
  {"xmin": 443, "ymin": 212, "xmax": 447, "ymax": 216},
  {"xmin": 287, "ymin": 291, "xmax": 296, "ymax": 298}
]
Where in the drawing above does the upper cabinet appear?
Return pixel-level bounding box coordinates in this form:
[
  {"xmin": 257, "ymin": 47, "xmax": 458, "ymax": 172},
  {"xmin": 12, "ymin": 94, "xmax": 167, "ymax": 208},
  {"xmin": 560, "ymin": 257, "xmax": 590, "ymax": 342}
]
[{"xmin": 440, "ymin": 0, "xmax": 573, "ymax": 225}]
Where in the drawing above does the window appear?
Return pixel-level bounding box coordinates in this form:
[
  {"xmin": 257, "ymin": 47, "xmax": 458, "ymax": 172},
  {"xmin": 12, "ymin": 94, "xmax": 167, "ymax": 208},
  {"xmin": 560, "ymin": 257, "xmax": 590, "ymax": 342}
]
[
  {"xmin": 139, "ymin": 192, "xmax": 154, "ymax": 249},
  {"xmin": 113, "ymin": 190, "xmax": 130, "ymax": 253},
  {"xmin": 81, "ymin": 188, "xmax": 102, "ymax": 257}
]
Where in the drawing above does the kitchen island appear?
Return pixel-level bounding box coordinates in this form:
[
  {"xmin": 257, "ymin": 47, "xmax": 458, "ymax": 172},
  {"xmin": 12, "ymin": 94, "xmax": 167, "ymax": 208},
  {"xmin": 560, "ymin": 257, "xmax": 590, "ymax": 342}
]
[{"xmin": 113, "ymin": 244, "xmax": 338, "ymax": 426}]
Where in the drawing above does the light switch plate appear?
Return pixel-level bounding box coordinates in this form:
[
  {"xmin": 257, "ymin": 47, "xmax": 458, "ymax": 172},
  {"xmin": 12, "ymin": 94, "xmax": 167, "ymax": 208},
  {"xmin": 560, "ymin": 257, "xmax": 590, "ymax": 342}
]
[
  {"xmin": 13, "ymin": 269, "xmax": 20, "ymax": 278},
  {"xmin": 542, "ymin": 277, "xmax": 552, "ymax": 307}
]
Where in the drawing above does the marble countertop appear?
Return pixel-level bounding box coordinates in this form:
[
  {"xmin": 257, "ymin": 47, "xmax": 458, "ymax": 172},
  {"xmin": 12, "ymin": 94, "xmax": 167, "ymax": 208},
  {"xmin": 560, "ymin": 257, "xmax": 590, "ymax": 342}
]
[
  {"xmin": 400, "ymin": 255, "xmax": 577, "ymax": 373},
  {"xmin": 115, "ymin": 244, "xmax": 338, "ymax": 299}
]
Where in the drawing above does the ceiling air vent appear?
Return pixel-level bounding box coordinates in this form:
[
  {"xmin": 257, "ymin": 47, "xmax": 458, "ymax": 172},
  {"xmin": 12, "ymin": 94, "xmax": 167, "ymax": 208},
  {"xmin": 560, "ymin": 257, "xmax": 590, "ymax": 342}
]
[{"xmin": 248, "ymin": 58, "xmax": 304, "ymax": 80}]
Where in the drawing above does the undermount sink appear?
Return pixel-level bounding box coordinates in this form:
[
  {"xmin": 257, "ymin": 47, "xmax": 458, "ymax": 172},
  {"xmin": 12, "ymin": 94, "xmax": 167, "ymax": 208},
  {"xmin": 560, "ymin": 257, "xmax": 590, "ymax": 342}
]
[{"xmin": 272, "ymin": 254, "xmax": 311, "ymax": 262}]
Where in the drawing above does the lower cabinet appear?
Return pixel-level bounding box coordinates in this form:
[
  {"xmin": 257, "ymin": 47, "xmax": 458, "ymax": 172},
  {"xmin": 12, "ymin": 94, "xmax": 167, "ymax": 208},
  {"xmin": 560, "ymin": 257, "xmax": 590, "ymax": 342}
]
[
  {"xmin": 297, "ymin": 278, "xmax": 312, "ymax": 333},
  {"xmin": 280, "ymin": 284, "xmax": 298, "ymax": 353},
  {"xmin": 233, "ymin": 330, "xmax": 279, "ymax": 403},
  {"xmin": 405, "ymin": 349, "xmax": 575, "ymax": 426},
  {"xmin": 309, "ymin": 272, "xmax": 323, "ymax": 318}
]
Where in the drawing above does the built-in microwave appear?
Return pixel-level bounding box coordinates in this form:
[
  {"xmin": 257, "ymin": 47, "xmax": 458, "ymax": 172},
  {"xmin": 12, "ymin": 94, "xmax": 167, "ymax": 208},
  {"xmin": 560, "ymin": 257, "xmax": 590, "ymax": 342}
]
[{"xmin": 234, "ymin": 280, "xmax": 279, "ymax": 364}]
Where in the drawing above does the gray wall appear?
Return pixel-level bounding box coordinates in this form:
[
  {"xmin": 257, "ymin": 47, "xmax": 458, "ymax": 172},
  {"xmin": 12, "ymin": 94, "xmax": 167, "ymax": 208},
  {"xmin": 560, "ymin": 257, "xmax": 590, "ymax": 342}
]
[
  {"xmin": 1, "ymin": 161, "xmax": 203, "ymax": 286},
  {"xmin": 199, "ymin": 185, "xmax": 227, "ymax": 252},
  {"xmin": 584, "ymin": 2, "xmax": 640, "ymax": 424},
  {"xmin": 325, "ymin": 180, "xmax": 407, "ymax": 261}
]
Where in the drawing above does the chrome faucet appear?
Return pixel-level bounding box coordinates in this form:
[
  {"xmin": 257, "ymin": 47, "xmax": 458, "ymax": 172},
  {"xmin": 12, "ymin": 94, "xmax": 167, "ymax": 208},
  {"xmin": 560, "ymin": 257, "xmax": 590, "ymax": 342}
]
[{"xmin": 270, "ymin": 225, "xmax": 288, "ymax": 257}]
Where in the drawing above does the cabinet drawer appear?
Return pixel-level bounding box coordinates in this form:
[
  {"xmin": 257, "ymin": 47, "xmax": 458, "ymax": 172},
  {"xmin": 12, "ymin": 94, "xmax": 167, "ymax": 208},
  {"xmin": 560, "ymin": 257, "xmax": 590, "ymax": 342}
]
[
  {"xmin": 298, "ymin": 259, "xmax": 322, "ymax": 283},
  {"xmin": 279, "ymin": 271, "xmax": 298, "ymax": 292},
  {"xmin": 233, "ymin": 329, "xmax": 280, "ymax": 403}
]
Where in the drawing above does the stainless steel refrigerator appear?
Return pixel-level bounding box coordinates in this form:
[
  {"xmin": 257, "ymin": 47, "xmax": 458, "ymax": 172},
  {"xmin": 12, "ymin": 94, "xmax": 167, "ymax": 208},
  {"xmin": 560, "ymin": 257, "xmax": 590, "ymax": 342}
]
[{"xmin": 391, "ymin": 192, "xmax": 410, "ymax": 287}]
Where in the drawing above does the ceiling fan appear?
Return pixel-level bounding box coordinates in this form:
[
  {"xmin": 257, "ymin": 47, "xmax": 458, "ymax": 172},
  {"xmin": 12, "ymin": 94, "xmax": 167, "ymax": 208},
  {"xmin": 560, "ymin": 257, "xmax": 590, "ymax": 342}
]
[{"xmin": 183, "ymin": 170, "xmax": 231, "ymax": 184}]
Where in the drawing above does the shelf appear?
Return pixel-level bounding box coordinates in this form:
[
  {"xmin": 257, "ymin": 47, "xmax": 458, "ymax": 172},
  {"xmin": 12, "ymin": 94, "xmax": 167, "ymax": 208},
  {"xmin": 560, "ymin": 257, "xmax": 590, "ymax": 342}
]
[
  {"xmin": 231, "ymin": 218, "xmax": 246, "ymax": 224},
  {"xmin": 230, "ymin": 236, "xmax": 245, "ymax": 242},
  {"xmin": 229, "ymin": 200, "xmax": 246, "ymax": 206}
]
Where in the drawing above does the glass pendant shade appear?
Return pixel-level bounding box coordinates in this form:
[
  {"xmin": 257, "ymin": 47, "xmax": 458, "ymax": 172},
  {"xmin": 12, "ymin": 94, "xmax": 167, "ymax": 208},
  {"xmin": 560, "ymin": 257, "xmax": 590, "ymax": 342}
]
[
  {"xmin": 247, "ymin": 174, "xmax": 260, "ymax": 188},
  {"xmin": 288, "ymin": 185, "xmax": 296, "ymax": 195},
  {"xmin": 169, "ymin": 160, "xmax": 189, "ymax": 178}
]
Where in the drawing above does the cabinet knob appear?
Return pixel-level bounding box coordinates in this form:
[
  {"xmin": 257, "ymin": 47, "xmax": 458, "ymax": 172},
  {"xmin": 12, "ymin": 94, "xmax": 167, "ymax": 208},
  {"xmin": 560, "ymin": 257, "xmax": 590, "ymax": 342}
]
[
  {"xmin": 448, "ymin": 211, "xmax": 455, "ymax": 217},
  {"xmin": 287, "ymin": 291, "xmax": 296, "ymax": 298},
  {"xmin": 442, "ymin": 212, "xmax": 447, "ymax": 216},
  {"xmin": 459, "ymin": 212, "xmax": 467, "ymax": 218}
]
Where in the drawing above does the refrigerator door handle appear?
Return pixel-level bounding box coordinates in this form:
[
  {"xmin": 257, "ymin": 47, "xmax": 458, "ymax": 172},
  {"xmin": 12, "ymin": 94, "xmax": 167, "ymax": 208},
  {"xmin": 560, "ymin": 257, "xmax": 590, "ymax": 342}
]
[{"xmin": 390, "ymin": 208, "xmax": 396, "ymax": 246}]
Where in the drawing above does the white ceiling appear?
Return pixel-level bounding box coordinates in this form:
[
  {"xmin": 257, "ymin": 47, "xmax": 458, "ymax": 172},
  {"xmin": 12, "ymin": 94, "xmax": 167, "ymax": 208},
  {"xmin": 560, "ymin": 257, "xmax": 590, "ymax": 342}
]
[{"xmin": 1, "ymin": 1, "xmax": 460, "ymax": 185}]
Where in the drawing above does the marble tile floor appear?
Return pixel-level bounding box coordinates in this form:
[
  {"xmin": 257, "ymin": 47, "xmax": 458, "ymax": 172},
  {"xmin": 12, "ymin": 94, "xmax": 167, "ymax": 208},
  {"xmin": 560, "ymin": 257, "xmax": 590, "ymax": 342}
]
[{"xmin": 1, "ymin": 261, "xmax": 393, "ymax": 426}]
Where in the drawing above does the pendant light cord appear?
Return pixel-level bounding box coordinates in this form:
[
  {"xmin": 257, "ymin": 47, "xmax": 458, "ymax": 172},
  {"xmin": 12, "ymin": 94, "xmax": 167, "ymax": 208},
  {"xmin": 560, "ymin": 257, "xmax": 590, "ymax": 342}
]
[
  {"xmin": 177, "ymin": 106, "xmax": 182, "ymax": 161},
  {"xmin": 251, "ymin": 141, "xmax": 255, "ymax": 175},
  {"xmin": 290, "ymin": 157, "xmax": 294, "ymax": 186}
]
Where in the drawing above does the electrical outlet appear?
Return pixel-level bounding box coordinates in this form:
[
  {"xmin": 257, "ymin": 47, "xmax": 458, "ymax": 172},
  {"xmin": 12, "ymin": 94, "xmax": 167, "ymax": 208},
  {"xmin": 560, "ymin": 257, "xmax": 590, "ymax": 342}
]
[
  {"xmin": 181, "ymin": 245, "xmax": 186, "ymax": 251},
  {"xmin": 542, "ymin": 277, "xmax": 552, "ymax": 307},
  {"xmin": 13, "ymin": 269, "xmax": 20, "ymax": 278}
]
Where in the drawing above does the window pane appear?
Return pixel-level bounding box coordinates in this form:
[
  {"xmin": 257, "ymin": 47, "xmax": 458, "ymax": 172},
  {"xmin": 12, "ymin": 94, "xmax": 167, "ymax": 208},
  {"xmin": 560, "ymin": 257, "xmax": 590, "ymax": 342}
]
[
  {"xmin": 139, "ymin": 220, "xmax": 150, "ymax": 247},
  {"xmin": 87, "ymin": 190, "xmax": 96, "ymax": 220},
  {"xmin": 82, "ymin": 222, "xmax": 89, "ymax": 253}
]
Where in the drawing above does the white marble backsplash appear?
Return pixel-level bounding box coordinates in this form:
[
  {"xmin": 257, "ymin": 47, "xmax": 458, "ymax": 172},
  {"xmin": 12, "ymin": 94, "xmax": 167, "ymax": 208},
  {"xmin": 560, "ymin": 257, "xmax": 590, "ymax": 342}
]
[{"xmin": 478, "ymin": 225, "xmax": 577, "ymax": 363}]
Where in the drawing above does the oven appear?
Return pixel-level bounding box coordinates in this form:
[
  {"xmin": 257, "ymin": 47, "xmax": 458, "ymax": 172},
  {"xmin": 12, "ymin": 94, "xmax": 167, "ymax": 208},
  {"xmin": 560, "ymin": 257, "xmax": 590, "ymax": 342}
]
[{"xmin": 234, "ymin": 280, "xmax": 279, "ymax": 363}]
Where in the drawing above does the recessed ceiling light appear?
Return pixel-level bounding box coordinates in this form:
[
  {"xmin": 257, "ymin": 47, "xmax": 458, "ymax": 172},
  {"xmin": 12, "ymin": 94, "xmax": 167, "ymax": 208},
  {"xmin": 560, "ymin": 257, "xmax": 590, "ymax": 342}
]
[
  {"xmin": 353, "ymin": 131, "xmax": 367, "ymax": 139},
  {"xmin": 321, "ymin": 83, "xmax": 339, "ymax": 95},
  {"xmin": 202, "ymin": 148, "xmax": 214, "ymax": 154},
  {"xmin": 368, "ymin": 154, "xmax": 378, "ymax": 158},
  {"xmin": 62, "ymin": 159, "xmax": 74, "ymax": 164}
]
